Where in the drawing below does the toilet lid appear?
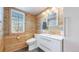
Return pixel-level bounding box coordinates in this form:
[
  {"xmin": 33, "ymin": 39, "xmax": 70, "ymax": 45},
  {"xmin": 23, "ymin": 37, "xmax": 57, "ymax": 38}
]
[{"xmin": 26, "ymin": 38, "xmax": 36, "ymax": 43}]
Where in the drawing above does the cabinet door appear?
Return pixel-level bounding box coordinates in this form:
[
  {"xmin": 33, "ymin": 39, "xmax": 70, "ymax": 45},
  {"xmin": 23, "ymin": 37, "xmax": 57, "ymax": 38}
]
[
  {"xmin": 36, "ymin": 35, "xmax": 62, "ymax": 52},
  {"xmin": 64, "ymin": 8, "xmax": 79, "ymax": 52}
]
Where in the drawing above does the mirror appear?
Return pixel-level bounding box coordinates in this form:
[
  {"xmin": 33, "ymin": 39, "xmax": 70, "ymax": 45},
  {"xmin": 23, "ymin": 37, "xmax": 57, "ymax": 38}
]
[
  {"xmin": 47, "ymin": 11, "xmax": 58, "ymax": 32},
  {"xmin": 48, "ymin": 12, "xmax": 58, "ymax": 27}
]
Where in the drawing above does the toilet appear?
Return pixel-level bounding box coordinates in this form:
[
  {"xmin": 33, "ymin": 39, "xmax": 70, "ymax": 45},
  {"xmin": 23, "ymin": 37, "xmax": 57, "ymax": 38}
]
[{"xmin": 26, "ymin": 38, "xmax": 38, "ymax": 51}]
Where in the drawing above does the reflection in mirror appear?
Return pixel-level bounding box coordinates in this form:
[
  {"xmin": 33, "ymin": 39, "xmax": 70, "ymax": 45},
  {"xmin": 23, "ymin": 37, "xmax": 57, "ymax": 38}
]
[
  {"xmin": 47, "ymin": 11, "xmax": 58, "ymax": 33},
  {"xmin": 41, "ymin": 18, "xmax": 48, "ymax": 33},
  {"xmin": 42, "ymin": 21, "xmax": 47, "ymax": 30},
  {"xmin": 48, "ymin": 12, "xmax": 57, "ymax": 27}
]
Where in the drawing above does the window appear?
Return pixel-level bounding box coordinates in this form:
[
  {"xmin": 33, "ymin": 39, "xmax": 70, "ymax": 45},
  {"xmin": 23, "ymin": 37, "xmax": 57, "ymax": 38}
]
[{"xmin": 11, "ymin": 9, "xmax": 25, "ymax": 33}]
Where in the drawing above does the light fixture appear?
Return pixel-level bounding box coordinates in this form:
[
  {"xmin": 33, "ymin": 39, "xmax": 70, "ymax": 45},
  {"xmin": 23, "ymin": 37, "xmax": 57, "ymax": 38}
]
[
  {"xmin": 52, "ymin": 7, "xmax": 56, "ymax": 10},
  {"xmin": 52, "ymin": 7, "xmax": 58, "ymax": 13},
  {"xmin": 46, "ymin": 9, "xmax": 50, "ymax": 13}
]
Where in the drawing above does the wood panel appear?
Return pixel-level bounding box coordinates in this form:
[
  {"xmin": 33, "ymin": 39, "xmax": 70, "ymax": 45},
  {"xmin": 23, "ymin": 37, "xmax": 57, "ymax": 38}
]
[
  {"xmin": 3, "ymin": 7, "xmax": 37, "ymax": 36},
  {"xmin": 4, "ymin": 41, "xmax": 27, "ymax": 52},
  {"xmin": 4, "ymin": 33, "xmax": 33, "ymax": 52},
  {"xmin": 36, "ymin": 8, "xmax": 64, "ymax": 35},
  {"xmin": 3, "ymin": 7, "xmax": 10, "ymax": 36},
  {"xmin": 0, "ymin": 38, "xmax": 4, "ymax": 52},
  {"xmin": 26, "ymin": 14, "xmax": 37, "ymax": 34},
  {"xmin": 3, "ymin": 7, "xmax": 37, "ymax": 52}
]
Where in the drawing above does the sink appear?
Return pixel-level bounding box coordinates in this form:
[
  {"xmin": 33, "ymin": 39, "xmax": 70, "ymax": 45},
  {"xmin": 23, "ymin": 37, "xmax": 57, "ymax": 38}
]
[{"xmin": 35, "ymin": 34, "xmax": 64, "ymax": 40}]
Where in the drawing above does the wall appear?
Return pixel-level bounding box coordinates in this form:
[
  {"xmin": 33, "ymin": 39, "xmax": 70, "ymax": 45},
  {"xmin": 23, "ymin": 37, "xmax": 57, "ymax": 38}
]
[
  {"xmin": 37, "ymin": 8, "xmax": 64, "ymax": 35},
  {"xmin": 64, "ymin": 7, "xmax": 79, "ymax": 52},
  {"xmin": 26, "ymin": 14, "xmax": 37, "ymax": 34},
  {"xmin": 4, "ymin": 7, "xmax": 37, "ymax": 36},
  {"xmin": 0, "ymin": 7, "xmax": 4, "ymax": 51},
  {"xmin": 3, "ymin": 7, "xmax": 37, "ymax": 51}
]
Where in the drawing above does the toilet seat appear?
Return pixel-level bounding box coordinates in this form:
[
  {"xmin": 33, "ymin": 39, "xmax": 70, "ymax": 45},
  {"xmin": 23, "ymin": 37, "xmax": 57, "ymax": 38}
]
[{"xmin": 26, "ymin": 38, "xmax": 38, "ymax": 51}]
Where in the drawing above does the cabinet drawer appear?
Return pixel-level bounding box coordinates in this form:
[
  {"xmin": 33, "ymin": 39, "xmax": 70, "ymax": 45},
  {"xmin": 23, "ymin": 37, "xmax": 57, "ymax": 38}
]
[
  {"xmin": 38, "ymin": 42, "xmax": 52, "ymax": 52},
  {"xmin": 5, "ymin": 42, "xmax": 27, "ymax": 52},
  {"xmin": 38, "ymin": 40, "xmax": 62, "ymax": 52},
  {"xmin": 37, "ymin": 38, "xmax": 62, "ymax": 52},
  {"xmin": 37, "ymin": 37, "xmax": 52, "ymax": 46}
]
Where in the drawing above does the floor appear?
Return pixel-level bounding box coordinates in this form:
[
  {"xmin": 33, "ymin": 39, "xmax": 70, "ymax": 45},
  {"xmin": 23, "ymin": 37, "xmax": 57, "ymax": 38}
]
[{"xmin": 15, "ymin": 47, "xmax": 44, "ymax": 52}]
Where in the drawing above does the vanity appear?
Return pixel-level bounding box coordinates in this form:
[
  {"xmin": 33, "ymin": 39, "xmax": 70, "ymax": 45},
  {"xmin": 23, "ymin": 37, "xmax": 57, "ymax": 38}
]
[{"xmin": 35, "ymin": 34, "xmax": 64, "ymax": 52}]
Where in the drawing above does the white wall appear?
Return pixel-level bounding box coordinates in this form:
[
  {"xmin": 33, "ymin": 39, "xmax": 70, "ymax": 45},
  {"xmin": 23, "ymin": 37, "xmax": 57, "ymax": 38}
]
[
  {"xmin": 64, "ymin": 7, "xmax": 79, "ymax": 52},
  {"xmin": 0, "ymin": 7, "xmax": 3, "ymax": 38}
]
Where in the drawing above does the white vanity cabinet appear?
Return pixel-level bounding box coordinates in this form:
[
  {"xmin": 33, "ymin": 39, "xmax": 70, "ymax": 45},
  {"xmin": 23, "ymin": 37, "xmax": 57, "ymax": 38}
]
[{"xmin": 35, "ymin": 34, "xmax": 64, "ymax": 52}]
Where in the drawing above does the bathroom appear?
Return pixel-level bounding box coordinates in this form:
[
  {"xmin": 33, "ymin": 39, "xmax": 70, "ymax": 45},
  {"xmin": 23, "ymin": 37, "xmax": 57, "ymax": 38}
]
[{"xmin": 0, "ymin": 7, "xmax": 79, "ymax": 52}]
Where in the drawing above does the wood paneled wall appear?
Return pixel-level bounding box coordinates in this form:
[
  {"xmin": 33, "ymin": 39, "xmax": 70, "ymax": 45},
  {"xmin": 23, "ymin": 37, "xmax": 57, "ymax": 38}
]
[
  {"xmin": 3, "ymin": 7, "xmax": 37, "ymax": 36},
  {"xmin": 36, "ymin": 8, "xmax": 64, "ymax": 35},
  {"xmin": 3, "ymin": 7, "xmax": 37, "ymax": 51},
  {"xmin": 0, "ymin": 38, "xmax": 4, "ymax": 52},
  {"xmin": 4, "ymin": 7, "xmax": 10, "ymax": 36},
  {"xmin": 26, "ymin": 14, "xmax": 37, "ymax": 34}
]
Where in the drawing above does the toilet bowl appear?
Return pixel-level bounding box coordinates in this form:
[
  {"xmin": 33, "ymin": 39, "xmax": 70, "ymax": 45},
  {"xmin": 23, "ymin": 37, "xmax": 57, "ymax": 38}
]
[{"xmin": 26, "ymin": 38, "xmax": 38, "ymax": 51}]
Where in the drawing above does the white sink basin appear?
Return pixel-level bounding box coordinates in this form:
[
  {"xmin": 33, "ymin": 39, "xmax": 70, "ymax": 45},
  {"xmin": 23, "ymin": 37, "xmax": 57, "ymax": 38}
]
[{"xmin": 35, "ymin": 34, "xmax": 64, "ymax": 40}]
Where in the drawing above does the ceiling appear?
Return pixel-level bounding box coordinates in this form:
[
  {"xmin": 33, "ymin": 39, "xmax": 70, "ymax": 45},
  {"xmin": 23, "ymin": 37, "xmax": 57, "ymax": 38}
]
[{"xmin": 16, "ymin": 7, "xmax": 47, "ymax": 15}]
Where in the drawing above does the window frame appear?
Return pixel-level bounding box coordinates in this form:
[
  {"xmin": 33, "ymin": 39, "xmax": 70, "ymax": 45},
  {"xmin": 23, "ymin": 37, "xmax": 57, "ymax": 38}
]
[{"xmin": 11, "ymin": 9, "xmax": 25, "ymax": 33}]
